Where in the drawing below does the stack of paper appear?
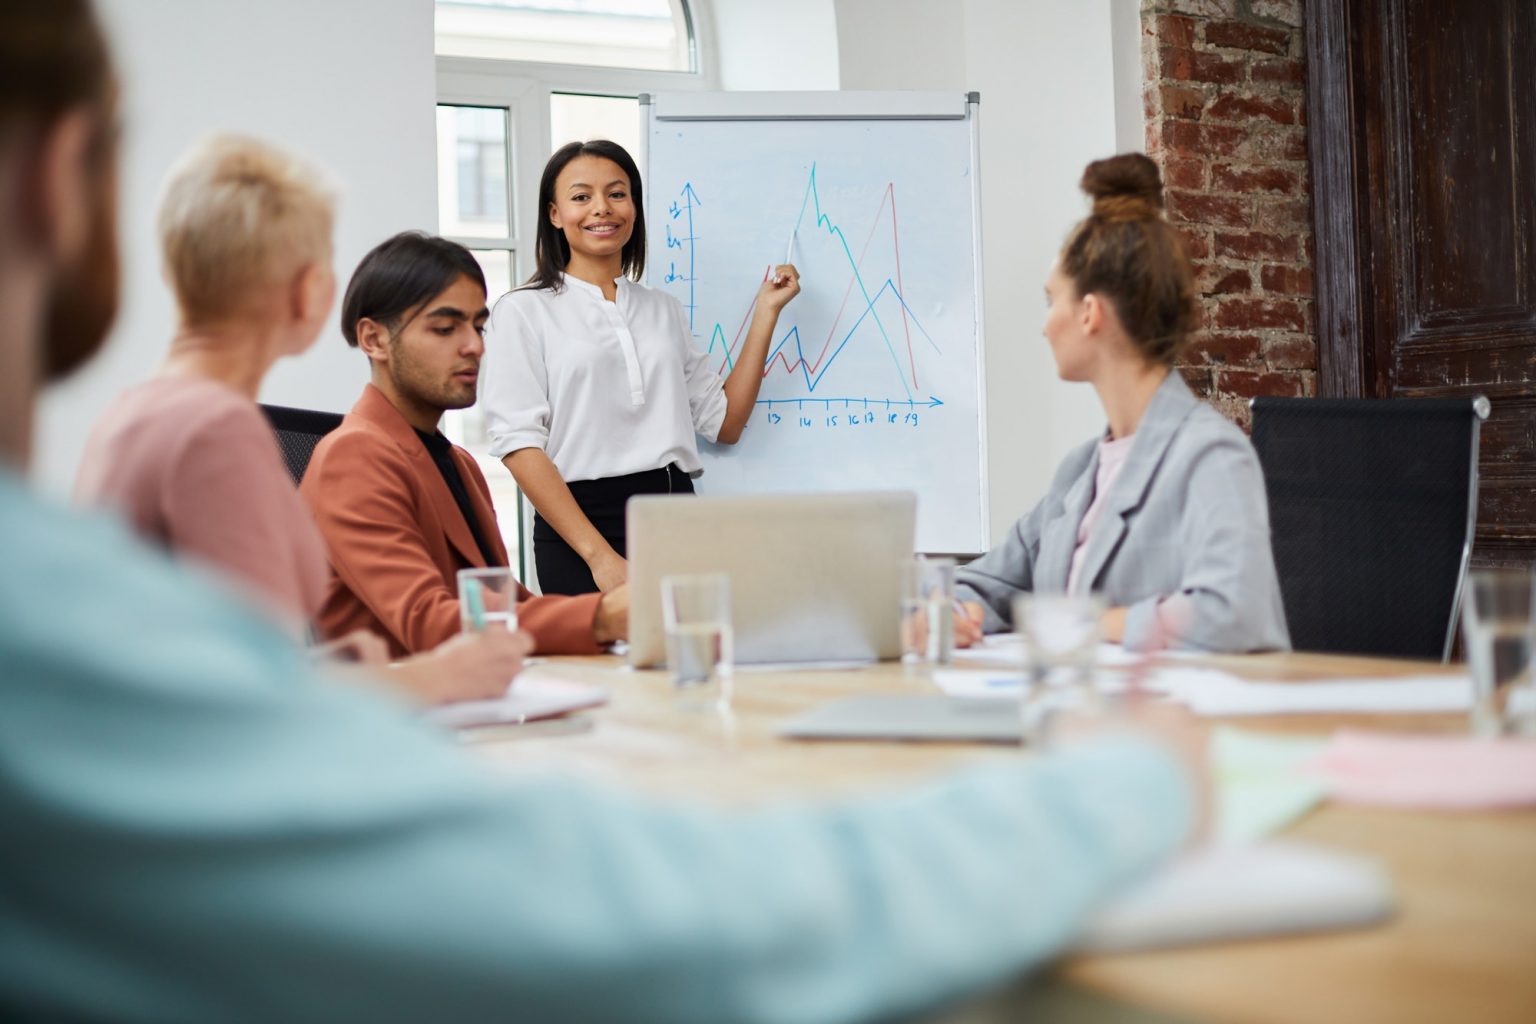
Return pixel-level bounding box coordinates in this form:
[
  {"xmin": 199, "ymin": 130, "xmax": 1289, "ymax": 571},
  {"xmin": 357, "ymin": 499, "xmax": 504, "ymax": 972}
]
[
  {"xmin": 930, "ymin": 664, "xmax": 1472, "ymax": 717},
  {"xmin": 1146, "ymin": 667, "xmax": 1471, "ymax": 716},
  {"xmin": 424, "ymin": 677, "xmax": 609, "ymax": 731},
  {"xmin": 1077, "ymin": 840, "xmax": 1394, "ymax": 953}
]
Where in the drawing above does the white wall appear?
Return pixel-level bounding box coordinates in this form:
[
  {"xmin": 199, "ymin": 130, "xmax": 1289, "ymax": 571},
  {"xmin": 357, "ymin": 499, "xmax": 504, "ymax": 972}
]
[
  {"xmin": 33, "ymin": 0, "xmax": 439, "ymax": 496},
  {"xmin": 1111, "ymin": 0, "xmax": 1146, "ymax": 152},
  {"xmin": 710, "ymin": 0, "xmax": 840, "ymax": 90},
  {"xmin": 835, "ymin": 0, "xmax": 964, "ymax": 90},
  {"xmin": 836, "ymin": 0, "xmax": 1129, "ymax": 545},
  {"xmin": 35, "ymin": 0, "xmax": 1137, "ymax": 540}
]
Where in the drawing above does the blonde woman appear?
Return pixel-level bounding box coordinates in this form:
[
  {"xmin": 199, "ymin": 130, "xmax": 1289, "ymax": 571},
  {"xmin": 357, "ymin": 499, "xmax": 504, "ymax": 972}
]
[{"xmin": 75, "ymin": 135, "xmax": 525, "ymax": 702}]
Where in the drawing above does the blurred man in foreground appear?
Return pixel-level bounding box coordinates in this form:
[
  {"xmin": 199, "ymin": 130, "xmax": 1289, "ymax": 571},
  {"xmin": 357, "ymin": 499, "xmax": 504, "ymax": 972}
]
[{"xmin": 0, "ymin": 3, "xmax": 1201, "ymax": 1021}]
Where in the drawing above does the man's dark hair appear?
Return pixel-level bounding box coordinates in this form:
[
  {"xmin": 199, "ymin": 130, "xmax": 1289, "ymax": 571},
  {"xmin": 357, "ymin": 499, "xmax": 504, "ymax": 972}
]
[
  {"xmin": 0, "ymin": 0, "xmax": 113, "ymax": 129},
  {"xmin": 1, "ymin": 0, "xmax": 120, "ymax": 382},
  {"xmin": 341, "ymin": 231, "xmax": 486, "ymax": 346},
  {"xmin": 525, "ymin": 139, "xmax": 646, "ymax": 293}
]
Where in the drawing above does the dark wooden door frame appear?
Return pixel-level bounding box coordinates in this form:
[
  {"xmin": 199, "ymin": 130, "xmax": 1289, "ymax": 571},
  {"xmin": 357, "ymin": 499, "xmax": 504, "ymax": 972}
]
[
  {"xmin": 1304, "ymin": 0, "xmax": 1536, "ymax": 569},
  {"xmin": 1305, "ymin": 0, "xmax": 1373, "ymax": 399}
]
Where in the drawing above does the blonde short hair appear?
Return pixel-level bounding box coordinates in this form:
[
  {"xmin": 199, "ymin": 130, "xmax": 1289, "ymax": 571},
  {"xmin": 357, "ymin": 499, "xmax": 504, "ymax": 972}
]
[{"xmin": 157, "ymin": 134, "xmax": 336, "ymax": 322}]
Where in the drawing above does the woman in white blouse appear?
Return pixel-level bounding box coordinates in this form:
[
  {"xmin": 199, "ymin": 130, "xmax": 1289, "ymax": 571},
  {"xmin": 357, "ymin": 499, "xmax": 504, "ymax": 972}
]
[{"xmin": 481, "ymin": 140, "xmax": 800, "ymax": 595}]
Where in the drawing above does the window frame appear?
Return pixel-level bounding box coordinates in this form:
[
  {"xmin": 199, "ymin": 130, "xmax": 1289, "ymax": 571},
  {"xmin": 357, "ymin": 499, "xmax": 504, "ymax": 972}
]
[{"xmin": 435, "ymin": 2, "xmax": 717, "ymax": 289}]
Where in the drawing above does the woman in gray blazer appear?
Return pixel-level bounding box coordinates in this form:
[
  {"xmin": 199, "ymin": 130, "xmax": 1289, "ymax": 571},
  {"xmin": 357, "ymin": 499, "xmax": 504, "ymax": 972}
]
[{"xmin": 956, "ymin": 154, "xmax": 1289, "ymax": 653}]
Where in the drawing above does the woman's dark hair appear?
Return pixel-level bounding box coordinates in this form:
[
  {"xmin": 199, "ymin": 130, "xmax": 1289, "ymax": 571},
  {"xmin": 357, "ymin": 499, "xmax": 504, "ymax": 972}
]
[
  {"xmin": 525, "ymin": 139, "xmax": 646, "ymax": 292},
  {"xmin": 341, "ymin": 231, "xmax": 486, "ymax": 346},
  {"xmin": 1059, "ymin": 153, "xmax": 1198, "ymax": 366}
]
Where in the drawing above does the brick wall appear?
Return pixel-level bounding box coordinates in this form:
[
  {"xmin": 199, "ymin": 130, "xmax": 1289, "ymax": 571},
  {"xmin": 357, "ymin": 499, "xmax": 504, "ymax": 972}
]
[{"xmin": 1142, "ymin": 0, "xmax": 1315, "ymax": 429}]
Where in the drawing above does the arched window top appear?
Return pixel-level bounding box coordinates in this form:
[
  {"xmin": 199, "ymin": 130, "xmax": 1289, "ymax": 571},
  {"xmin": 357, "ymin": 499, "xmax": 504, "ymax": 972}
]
[{"xmin": 434, "ymin": 0, "xmax": 696, "ymax": 72}]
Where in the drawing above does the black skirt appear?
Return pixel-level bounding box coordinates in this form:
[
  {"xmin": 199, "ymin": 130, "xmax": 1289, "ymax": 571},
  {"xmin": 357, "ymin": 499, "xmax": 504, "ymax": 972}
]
[{"xmin": 533, "ymin": 464, "xmax": 695, "ymax": 595}]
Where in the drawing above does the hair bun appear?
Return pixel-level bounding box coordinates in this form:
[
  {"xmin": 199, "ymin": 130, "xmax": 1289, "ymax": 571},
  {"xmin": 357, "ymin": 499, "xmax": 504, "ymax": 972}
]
[{"xmin": 1081, "ymin": 153, "xmax": 1164, "ymax": 222}]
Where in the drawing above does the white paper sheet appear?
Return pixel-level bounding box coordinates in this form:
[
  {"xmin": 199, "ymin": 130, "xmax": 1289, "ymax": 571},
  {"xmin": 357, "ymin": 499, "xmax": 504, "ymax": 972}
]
[
  {"xmin": 424, "ymin": 677, "xmax": 609, "ymax": 730},
  {"xmin": 1077, "ymin": 840, "xmax": 1393, "ymax": 953},
  {"xmin": 931, "ymin": 664, "xmax": 1472, "ymax": 716},
  {"xmin": 1145, "ymin": 668, "xmax": 1472, "ymax": 716}
]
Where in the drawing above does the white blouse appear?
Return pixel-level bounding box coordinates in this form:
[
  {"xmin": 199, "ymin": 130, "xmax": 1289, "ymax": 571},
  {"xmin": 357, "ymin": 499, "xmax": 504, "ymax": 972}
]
[{"xmin": 481, "ymin": 274, "xmax": 729, "ymax": 482}]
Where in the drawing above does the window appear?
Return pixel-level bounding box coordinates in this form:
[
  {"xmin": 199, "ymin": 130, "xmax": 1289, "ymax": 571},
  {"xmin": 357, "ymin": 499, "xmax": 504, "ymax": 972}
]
[
  {"xmin": 434, "ymin": 0, "xmax": 711, "ymax": 578},
  {"xmin": 435, "ymin": 0, "xmax": 695, "ymax": 72}
]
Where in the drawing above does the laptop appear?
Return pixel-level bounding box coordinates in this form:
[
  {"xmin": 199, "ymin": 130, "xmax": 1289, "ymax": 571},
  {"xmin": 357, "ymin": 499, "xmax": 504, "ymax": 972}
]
[{"xmin": 626, "ymin": 491, "xmax": 917, "ymax": 668}]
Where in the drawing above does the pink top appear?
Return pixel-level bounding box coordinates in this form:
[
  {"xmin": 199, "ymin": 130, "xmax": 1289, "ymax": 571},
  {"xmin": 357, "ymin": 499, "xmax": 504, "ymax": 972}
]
[
  {"xmin": 1066, "ymin": 430, "xmax": 1193, "ymax": 647},
  {"xmin": 74, "ymin": 375, "xmax": 330, "ymax": 629},
  {"xmin": 1066, "ymin": 432, "xmax": 1137, "ymax": 595}
]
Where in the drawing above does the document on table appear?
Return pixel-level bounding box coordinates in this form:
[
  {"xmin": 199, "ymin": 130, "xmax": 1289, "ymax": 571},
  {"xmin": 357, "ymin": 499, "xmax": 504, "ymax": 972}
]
[
  {"xmin": 1151, "ymin": 668, "xmax": 1471, "ymax": 716},
  {"xmin": 931, "ymin": 664, "xmax": 1472, "ymax": 716},
  {"xmin": 949, "ymin": 636, "xmax": 1144, "ymax": 670},
  {"xmin": 1310, "ymin": 730, "xmax": 1536, "ymax": 808},
  {"xmin": 1211, "ymin": 726, "xmax": 1328, "ymax": 844},
  {"xmin": 1077, "ymin": 839, "xmax": 1394, "ymax": 953},
  {"xmin": 424, "ymin": 675, "xmax": 609, "ymax": 730}
]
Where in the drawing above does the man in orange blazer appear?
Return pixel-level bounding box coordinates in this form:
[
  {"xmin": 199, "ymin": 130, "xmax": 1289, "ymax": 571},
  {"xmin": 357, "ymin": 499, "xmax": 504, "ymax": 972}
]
[{"xmin": 302, "ymin": 232, "xmax": 627, "ymax": 657}]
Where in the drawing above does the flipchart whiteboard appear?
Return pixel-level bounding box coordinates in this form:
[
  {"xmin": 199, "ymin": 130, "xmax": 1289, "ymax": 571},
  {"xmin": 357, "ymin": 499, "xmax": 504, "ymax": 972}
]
[{"xmin": 641, "ymin": 91, "xmax": 988, "ymax": 553}]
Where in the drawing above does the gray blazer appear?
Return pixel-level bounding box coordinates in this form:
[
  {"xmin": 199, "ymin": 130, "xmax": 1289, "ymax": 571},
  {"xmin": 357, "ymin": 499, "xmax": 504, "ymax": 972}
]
[{"xmin": 957, "ymin": 372, "xmax": 1290, "ymax": 652}]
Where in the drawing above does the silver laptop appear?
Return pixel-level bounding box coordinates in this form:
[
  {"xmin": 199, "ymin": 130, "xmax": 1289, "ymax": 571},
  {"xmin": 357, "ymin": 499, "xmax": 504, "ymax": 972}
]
[{"xmin": 626, "ymin": 491, "xmax": 917, "ymax": 668}]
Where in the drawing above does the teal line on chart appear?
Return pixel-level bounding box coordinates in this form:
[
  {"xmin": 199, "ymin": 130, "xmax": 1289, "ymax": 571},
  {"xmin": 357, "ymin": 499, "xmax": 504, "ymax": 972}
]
[
  {"xmin": 791, "ymin": 163, "xmax": 912, "ymax": 401},
  {"xmin": 699, "ymin": 167, "xmax": 942, "ymax": 398},
  {"xmin": 706, "ymin": 276, "xmax": 936, "ymax": 398}
]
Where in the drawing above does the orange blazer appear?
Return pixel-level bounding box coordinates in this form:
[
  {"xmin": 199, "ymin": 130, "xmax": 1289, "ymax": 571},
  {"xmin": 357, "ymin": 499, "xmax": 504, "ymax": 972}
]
[{"xmin": 301, "ymin": 384, "xmax": 602, "ymax": 657}]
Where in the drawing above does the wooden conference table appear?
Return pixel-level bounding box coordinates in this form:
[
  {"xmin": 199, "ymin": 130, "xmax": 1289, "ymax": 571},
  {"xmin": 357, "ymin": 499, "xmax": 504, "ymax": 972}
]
[{"xmin": 470, "ymin": 651, "xmax": 1536, "ymax": 1024}]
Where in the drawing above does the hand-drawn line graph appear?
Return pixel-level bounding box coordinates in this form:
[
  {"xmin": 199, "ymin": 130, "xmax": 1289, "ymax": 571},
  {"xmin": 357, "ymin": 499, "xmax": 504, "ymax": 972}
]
[{"xmin": 664, "ymin": 165, "xmax": 947, "ymax": 410}]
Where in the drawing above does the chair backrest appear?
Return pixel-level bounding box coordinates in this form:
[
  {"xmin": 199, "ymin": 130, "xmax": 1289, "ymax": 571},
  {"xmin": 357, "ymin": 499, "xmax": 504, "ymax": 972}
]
[
  {"xmin": 259, "ymin": 403, "xmax": 345, "ymax": 485},
  {"xmin": 1250, "ymin": 396, "xmax": 1488, "ymax": 662}
]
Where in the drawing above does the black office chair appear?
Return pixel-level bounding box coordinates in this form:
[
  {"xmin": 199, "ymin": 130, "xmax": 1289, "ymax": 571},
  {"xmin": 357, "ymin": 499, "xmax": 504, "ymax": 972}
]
[
  {"xmin": 259, "ymin": 403, "xmax": 345, "ymax": 485},
  {"xmin": 1250, "ymin": 395, "xmax": 1489, "ymax": 662}
]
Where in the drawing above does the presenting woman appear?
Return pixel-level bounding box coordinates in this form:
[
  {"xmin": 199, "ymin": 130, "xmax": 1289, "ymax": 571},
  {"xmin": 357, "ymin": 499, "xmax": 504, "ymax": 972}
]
[
  {"xmin": 481, "ymin": 140, "xmax": 801, "ymax": 595},
  {"xmin": 955, "ymin": 153, "xmax": 1290, "ymax": 653}
]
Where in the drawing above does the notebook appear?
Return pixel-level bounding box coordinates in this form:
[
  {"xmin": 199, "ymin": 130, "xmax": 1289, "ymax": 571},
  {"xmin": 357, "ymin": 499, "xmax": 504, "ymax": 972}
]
[
  {"xmin": 423, "ymin": 677, "xmax": 609, "ymax": 730},
  {"xmin": 1078, "ymin": 840, "xmax": 1394, "ymax": 952}
]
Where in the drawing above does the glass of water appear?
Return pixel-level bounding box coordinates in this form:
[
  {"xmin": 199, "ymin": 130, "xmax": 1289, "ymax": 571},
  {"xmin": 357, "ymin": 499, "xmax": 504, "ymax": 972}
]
[
  {"xmin": 661, "ymin": 572, "xmax": 733, "ymax": 710},
  {"xmin": 457, "ymin": 567, "xmax": 519, "ymax": 634},
  {"xmin": 1461, "ymin": 569, "xmax": 1535, "ymax": 738},
  {"xmin": 899, "ymin": 556, "xmax": 958, "ymax": 668},
  {"xmin": 1013, "ymin": 592, "xmax": 1105, "ymax": 740}
]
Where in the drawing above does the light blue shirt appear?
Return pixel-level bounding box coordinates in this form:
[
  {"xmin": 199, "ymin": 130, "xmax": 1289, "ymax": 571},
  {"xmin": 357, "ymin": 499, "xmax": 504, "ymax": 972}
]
[{"xmin": 0, "ymin": 472, "xmax": 1192, "ymax": 1023}]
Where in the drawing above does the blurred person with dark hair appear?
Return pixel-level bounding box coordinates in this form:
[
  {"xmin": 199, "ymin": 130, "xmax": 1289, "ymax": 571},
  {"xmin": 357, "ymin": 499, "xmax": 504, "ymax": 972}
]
[
  {"xmin": 0, "ymin": 4, "xmax": 1205, "ymax": 1021},
  {"xmin": 301, "ymin": 230, "xmax": 629, "ymax": 656}
]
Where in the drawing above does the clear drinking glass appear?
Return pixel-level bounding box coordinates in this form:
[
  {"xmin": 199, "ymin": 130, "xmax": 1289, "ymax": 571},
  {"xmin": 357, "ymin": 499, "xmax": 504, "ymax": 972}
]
[
  {"xmin": 1013, "ymin": 592, "xmax": 1106, "ymax": 740},
  {"xmin": 661, "ymin": 572, "xmax": 734, "ymax": 710},
  {"xmin": 457, "ymin": 567, "xmax": 519, "ymax": 634},
  {"xmin": 899, "ymin": 556, "xmax": 958, "ymax": 668},
  {"xmin": 1461, "ymin": 569, "xmax": 1536, "ymax": 737}
]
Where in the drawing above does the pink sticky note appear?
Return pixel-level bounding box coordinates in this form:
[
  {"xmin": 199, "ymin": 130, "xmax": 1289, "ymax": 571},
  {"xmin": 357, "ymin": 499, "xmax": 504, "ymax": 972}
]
[{"xmin": 1310, "ymin": 731, "xmax": 1536, "ymax": 809}]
